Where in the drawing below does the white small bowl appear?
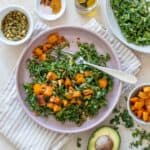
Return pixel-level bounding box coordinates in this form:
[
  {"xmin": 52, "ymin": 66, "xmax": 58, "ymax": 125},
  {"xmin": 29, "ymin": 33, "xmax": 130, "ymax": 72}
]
[
  {"xmin": 35, "ymin": 0, "xmax": 66, "ymax": 21},
  {"xmin": 104, "ymin": 0, "xmax": 150, "ymax": 53},
  {"xmin": 127, "ymin": 83, "xmax": 150, "ymax": 125},
  {"xmin": 0, "ymin": 5, "xmax": 33, "ymax": 46}
]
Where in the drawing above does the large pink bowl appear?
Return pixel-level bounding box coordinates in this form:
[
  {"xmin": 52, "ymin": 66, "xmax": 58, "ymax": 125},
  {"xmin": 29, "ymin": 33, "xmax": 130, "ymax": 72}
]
[{"xmin": 16, "ymin": 26, "xmax": 122, "ymax": 133}]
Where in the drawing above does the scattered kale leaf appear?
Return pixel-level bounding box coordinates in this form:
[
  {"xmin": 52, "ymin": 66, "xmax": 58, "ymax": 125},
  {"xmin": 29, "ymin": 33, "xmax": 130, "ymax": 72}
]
[
  {"xmin": 76, "ymin": 137, "xmax": 82, "ymax": 148},
  {"xmin": 110, "ymin": 108, "xmax": 134, "ymax": 128}
]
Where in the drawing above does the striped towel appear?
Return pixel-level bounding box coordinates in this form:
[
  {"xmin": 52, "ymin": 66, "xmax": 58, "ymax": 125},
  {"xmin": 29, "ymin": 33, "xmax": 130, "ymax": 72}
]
[{"xmin": 0, "ymin": 19, "xmax": 141, "ymax": 150}]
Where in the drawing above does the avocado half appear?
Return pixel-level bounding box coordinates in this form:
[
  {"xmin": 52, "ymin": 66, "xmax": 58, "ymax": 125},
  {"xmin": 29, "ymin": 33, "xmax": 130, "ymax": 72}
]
[{"xmin": 88, "ymin": 126, "xmax": 121, "ymax": 150}]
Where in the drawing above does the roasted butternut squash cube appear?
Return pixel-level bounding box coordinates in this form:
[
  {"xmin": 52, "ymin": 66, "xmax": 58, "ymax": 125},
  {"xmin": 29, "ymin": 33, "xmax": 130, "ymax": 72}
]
[
  {"xmin": 72, "ymin": 91, "xmax": 81, "ymax": 98},
  {"xmin": 65, "ymin": 77, "xmax": 72, "ymax": 87},
  {"xmin": 47, "ymin": 72, "xmax": 57, "ymax": 80},
  {"xmin": 138, "ymin": 91, "xmax": 149, "ymax": 99},
  {"xmin": 53, "ymin": 104, "xmax": 61, "ymax": 112},
  {"xmin": 39, "ymin": 53, "xmax": 46, "ymax": 61},
  {"xmin": 33, "ymin": 47, "xmax": 43, "ymax": 56},
  {"xmin": 143, "ymin": 112, "xmax": 149, "ymax": 121},
  {"xmin": 54, "ymin": 96, "xmax": 61, "ymax": 104},
  {"xmin": 43, "ymin": 43, "xmax": 52, "ymax": 52},
  {"xmin": 84, "ymin": 71, "xmax": 93, "ymax": 77},
  {"xmin": 48, "ymin": 33, "xmax": 59, "ymax": 44},
  {"xmin": 130, "ymin": 97, "xmax": 139, "ymax": 104},
  {"xmin": 137, "ymin": 110, "xmax": 143, "ymax": 118},
  {"xmin": 43, "ymin": 86, "xmax": 53, "ymax": 96},
  {"xmin": 134, "ymin": 101, "xmax": 144, "ymax": 110},
  {"xmin": 98, "ymin": 78, "xmax": 108, "ymax": 88},
  {"xmin": 143, "ymin": 86, "xmax": 150, "ymax": 92},
  {"xmin": 75, "ymin": 73, "xmax": 85, "ymax": 84},
  {"xmin": 47, "ymin": 103, "xmax": 54, "ymax": 109},
  {"xmin": 62, "ymin": 100, "xmax": 69, "ymax": 107},
  {"xmin": 33, "ymin": 84, "xmax": 42, "ymax": 95}
]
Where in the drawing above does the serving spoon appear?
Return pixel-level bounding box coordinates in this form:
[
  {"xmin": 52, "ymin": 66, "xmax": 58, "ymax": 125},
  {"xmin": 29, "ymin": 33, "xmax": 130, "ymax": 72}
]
[
  {"xmin": 75, "ymin": 56, "xmax": 137, "ymax": 84},
  {"xmin": 52, "ymin": 50, "xmax": 137, "ymax": 84}
]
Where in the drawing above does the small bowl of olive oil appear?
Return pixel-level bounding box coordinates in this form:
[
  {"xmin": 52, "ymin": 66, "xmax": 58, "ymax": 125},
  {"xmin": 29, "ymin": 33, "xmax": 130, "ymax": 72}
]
[
  {"xmin": 75, "ymin": 0, "xmax": 99, "ymax": 15},
  {"xmin": 0, "ymin": 5, "xmax": 33, "ymax": 46}
]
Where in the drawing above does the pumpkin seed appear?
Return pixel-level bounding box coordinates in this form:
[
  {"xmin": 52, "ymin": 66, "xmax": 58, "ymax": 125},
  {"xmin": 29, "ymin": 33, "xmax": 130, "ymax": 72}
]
[{"xmin": 1, "ymin": 10, "xmax": 29, "ymax": 41}]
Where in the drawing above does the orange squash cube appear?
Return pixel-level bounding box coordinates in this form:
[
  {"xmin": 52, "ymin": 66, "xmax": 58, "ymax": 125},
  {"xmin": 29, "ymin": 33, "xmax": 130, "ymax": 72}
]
[
  {"xmin": 134, "ymin": 101, "xmax": 144, "ymax": 110},
  {"xmin": 65, "ymin": 77, "xmax": 72, "ymax": 87},
  {"xmin": 53, "ymin": 105, "xmax": 61, "ymax": 112},
  {"xmin": 72, "ymin": 91, "xmax": 81, "ymax": 98},
  {"xmin": 47, "ymin": 72, "xmax": 57, "ymax": 80},
  {"xmin": 75, "ymin": 73, "xmax": 85, "ymax": 84},
  {"xmin": 33, "ymin": 47, "xmax": 43, "ymax": 56},
  {"xmin": 47, "ymin": 103, "xmax": 54, "ymax": 109},
  {"xmin": 43, "ymin": 86, "xmax": 53, "ymax": 96},
  {"xmin": 143, "ymin": 112, "xmax": 149, "ymax": 121},
  {"xmin": 48, "ymin": 33, "xmax": 59, "ymax": 44},
  {"xmin": 39, "ymin": 53, "xmax": 46, "ymax": 61},
  {"xmin": 98, "ymin": 78, "xmax": 108, "ymax": 88},
  {"xmin": 33, "ymin": 84, "xmax": 42, "ymax": 95},
  {"xmin": 43, "ymin": 43, "xmax": 52, "ymax": 52}
]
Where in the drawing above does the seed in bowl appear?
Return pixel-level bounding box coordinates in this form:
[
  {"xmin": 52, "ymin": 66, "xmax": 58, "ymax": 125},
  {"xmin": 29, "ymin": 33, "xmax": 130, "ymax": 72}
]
[
  {"xmin": 1, "ymin": 11, "xmax": 29, "ymax": 41},
  {"xmin": 130, "ymin": 86, "xmax": 150, "ymax": 122}
]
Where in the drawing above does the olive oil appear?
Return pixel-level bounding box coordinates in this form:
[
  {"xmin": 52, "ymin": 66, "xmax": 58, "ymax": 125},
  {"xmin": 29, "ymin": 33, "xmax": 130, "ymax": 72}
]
[{"xmin": 75, "ymin": 0, "xmax": 98, "ymax": 16}]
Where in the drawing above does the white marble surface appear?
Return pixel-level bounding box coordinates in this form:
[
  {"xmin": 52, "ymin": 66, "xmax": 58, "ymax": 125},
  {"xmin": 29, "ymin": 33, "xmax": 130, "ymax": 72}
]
[{"xmin": 0, "ymin": 0, "xmax": 150, "ymax": 150}]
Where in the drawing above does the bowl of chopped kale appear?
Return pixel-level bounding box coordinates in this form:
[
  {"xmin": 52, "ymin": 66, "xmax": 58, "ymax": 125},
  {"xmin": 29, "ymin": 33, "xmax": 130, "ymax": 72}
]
[
  {"xmin": 16, "ymin": 26, "xmax": 122, "ymax": 133},
  {"xmin": 105, "ymin": 0, "xmax": 150, "ymax": 53}
]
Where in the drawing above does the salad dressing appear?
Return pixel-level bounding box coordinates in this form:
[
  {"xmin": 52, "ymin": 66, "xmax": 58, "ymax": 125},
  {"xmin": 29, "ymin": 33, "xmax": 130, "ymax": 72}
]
[{"xmin": 75, "ymin": 0, "xmax": 98, "ymax": 16}]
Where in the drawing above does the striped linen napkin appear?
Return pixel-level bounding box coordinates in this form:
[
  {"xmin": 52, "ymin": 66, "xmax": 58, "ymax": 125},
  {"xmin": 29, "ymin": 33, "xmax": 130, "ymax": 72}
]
[{"xmin": 0, "ymin": 19, "xmax": 141, "ymax": 150}]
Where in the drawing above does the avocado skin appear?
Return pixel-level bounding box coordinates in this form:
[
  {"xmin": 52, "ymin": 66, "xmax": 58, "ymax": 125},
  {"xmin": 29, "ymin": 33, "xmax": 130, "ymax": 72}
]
[{"xmin": 87, "ymin": 126, "xmax": 121, "ymax": 150}]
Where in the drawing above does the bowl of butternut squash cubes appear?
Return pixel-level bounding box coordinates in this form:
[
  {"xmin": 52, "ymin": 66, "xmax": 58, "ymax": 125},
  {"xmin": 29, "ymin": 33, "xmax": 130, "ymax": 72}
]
[{"xmin": 128, "ymin": 84, "xmax": 150, "ymax": 125}]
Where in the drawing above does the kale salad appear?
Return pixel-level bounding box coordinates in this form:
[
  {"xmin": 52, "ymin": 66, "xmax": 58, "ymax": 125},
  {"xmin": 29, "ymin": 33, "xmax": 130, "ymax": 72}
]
[
  {"xmin": 24, "ymin": 33, "xmax": 113, "ymax": 125},
  {"xmin": 111, "ymin": 0, "xmax": 150, "ymax": 45}
]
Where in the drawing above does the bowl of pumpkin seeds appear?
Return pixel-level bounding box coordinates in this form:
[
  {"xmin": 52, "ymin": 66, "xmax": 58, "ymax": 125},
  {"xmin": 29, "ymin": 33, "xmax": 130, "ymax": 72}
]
[{"xmin": 0, "ymin": 5, "xmax": 33, "ymax": 45}]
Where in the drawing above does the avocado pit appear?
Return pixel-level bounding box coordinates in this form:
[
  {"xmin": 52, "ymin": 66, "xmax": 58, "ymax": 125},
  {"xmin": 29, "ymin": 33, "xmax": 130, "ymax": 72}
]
[{"xmin": 95, "ymin": 135, "xmax": 114, "ymax": 150}]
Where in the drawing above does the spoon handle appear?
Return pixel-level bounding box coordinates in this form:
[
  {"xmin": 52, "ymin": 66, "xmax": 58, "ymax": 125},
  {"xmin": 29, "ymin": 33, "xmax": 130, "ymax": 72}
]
[{"xmin": 84, "ymin": 61, "xmax": 137, "ymax": 84}]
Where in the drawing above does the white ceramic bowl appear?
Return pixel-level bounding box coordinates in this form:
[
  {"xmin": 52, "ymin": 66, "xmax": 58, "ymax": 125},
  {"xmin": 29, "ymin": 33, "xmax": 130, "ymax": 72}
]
[
  {"xmin": 0, "ymin": 5, "xmax": 33, "ymax": 46},
  {"xmin": 127, "ymin": 83, "xmax": 150, "ymax": 125},
  {"xmin": 35, "ymin": 0, "xmax": 66, "ymax": 21},
  {"xmin": 104, "ymin": 0, "xmax": 150, "ymax": 53}
]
